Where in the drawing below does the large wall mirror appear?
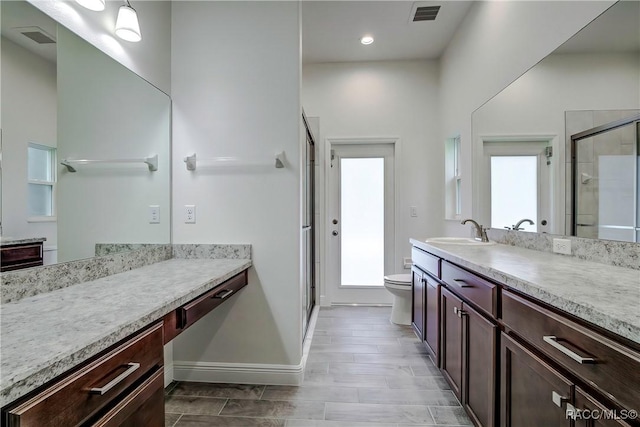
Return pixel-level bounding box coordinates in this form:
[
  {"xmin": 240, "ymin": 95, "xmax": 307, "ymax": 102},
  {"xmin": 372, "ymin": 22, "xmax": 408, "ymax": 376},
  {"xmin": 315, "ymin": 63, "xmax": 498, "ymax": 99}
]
[
  {"xmin": 471, "ymin": 0, "xmax": 639, "ymax": 242},
  {"xmin": 1, "ymin": 0, "xmax": 171, "ymax": 265}
]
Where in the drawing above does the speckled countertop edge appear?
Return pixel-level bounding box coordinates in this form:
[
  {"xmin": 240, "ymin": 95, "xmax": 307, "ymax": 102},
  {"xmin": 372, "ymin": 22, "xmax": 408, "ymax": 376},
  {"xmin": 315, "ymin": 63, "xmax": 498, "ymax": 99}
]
[
  {"xmin": 0, "ymin": 237, "xmax": 46, "ymax": 246},
  {"xmin": 0, "ymin": 257, "xmax": 251, "ymax": 407},
  {"xmin": 411, "ymin": 239, "xmax": 640, "ymax": 345}
]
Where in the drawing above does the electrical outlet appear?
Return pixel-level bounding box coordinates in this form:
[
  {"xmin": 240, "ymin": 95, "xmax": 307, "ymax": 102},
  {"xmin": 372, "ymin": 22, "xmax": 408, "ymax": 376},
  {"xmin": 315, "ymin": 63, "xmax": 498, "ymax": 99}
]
[
  {"xmin": 553, "ymin": 238, "xmax": 571, "ymax": 255},
  {"xmin": 149, "ymin": 205, "xmax": 160, "ymax": 224},
  {"xmin": 403, "ymin": 257, "xmax": 413, "ymax": 269},
  {"xmin": 410, "ymin": 206, "xmax": 417, "ymax": 217},
  {"xmin": 185, "ymin": 205, "xmax": 196, "ymax": 224}
]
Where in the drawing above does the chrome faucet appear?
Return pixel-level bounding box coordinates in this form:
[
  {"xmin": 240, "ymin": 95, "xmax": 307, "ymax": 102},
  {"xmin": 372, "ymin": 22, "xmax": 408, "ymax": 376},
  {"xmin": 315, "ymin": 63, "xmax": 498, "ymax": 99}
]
[
  {"xmin": 513, "ymin": 218, "xmax": 534, "ymax": 231},
  {"xmin": 461, "ymin": 219, "xmax": 489, "ymax": 242}
]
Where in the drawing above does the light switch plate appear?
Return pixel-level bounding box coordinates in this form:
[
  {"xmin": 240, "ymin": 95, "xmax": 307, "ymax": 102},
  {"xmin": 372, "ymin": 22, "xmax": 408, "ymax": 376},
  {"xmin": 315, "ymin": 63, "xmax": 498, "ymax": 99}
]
[
  {"xmin": 149, "ymin": 205, "xmax": 160, "ymax": 224},
  {"xmin": 410, "ymin": 206, "xmax": 417, "ymax": 217}
]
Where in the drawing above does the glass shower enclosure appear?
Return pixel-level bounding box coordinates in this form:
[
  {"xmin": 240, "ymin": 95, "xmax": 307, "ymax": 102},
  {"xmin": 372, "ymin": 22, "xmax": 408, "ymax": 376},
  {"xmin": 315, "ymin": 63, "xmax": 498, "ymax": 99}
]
[{"xmin": 571, "ymin": 113, "xmax": 640, "ymax": 242}]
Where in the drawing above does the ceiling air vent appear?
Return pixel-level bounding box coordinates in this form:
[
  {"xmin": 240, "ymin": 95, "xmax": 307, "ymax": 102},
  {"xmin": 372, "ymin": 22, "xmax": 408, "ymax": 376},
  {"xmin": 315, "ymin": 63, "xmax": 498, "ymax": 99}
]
[
  {"xmin": 18, "ymin": 27, "xmax": 56, "ymax": 44},
  {"xmin": 413, "ymin": 5, "xmax": 440, "ymax": 22}
]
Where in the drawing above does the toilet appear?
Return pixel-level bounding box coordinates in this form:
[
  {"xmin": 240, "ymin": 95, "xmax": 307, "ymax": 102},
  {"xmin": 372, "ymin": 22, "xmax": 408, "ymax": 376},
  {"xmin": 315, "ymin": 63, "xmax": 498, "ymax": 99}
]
[{"xmin": 383, "ymin": 273, "xmax": 412, "ymax": 325}]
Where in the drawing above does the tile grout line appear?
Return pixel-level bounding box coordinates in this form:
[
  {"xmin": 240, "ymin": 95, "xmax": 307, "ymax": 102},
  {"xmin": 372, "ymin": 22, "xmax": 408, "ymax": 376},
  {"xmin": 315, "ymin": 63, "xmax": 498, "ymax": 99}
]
[{"xmin": 217, "ymin": 398, "xmax": 229, "ymax": 415}]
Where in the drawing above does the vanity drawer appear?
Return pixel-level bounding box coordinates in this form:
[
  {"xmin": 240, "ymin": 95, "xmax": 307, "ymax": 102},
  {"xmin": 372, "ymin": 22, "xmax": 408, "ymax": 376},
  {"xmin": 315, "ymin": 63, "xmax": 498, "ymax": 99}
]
[
  {"xmin": 1, "ymin": 244, "xmax": 43, "ymax": 272},
  {"xmin": 502, "ymin": 290, "xmax": 640, "ymax": 412},
  {"xmin": 441, "ymin": 261, "xmax": 497, "ymax": 318},
  {"xmin": 178, "ymin": 270, "xmax": 248, "ymax": 329},
  {"xmin": 5, "ymin": 322, "xmax": 163, "ymax": 427},
  {"xmin": 412, "ymin": 248, "xmax": 440, "ymax": 278}
]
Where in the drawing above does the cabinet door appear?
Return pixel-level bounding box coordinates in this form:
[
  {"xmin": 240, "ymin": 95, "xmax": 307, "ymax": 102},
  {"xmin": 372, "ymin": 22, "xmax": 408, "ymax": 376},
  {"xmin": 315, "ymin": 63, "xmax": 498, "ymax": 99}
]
[
  {"xmin": 424, "ymin": 275, "xmax": 440, "ymax": 365},
  {"xmin": 463, "ymin": 302, "xmax": 497, "ymax": 427},
  {"xmin": 441, "ymin": 287, "xmax": 463, "ymax": 399},
  {"xmin": 412, "ymin": 268, "xmax": 425, "ymax": 341},
  {"xmin": 572, "ymin": 388, "xmax": 634, "ymax": 427},
  {"xmin": 501, "ymin": 332, "xmax": 572, "ymax": 427},
  {"xmin": 91, "ymin": 369, "xmax": 164, "ymax": 427}
]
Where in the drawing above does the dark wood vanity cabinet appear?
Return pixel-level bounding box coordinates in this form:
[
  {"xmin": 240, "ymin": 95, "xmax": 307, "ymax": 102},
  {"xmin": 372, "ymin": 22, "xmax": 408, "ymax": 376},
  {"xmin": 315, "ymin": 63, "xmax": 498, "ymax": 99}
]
[
  {"xmin": 411, "ymin": 247, "xmax": 441, "ymax": 361},
  {"xmin": 411, "ymin": 267, "xmax": 425, "ymax": 341},
  {"xmin": 1, "ymin": 241, "xmax": 44, "ymax": 272},
  {"xmin": 163, "ymin": 270, "xmax": 248, "ymax": 343},
  {"xmin": 411, "ymin": 244, "xmax": 640, "ymax": 427},
  {"xmin": 441, "ymin": 287, "xmax": 464, "ymax": 398},
  {"xmin": 441, "ymin": 286, "xmax": 497, "ymax": 427},
  {"xmin": 501, "ymin": 332, "xmax": 572, "ymax": 427},
  {"xmin": 3, "ymin": 268, "xmax": 251, "ymax": 427},
  {"xmin": 573, "ymin": 388, "xmax": 635, "ymax": 427},
  {"xmin": 4, "ymin": 323, "xmax": 164, "ymax": 427},
  {"xmin": 424, "ymin": 273, "xmax": 440, "ymax": 364}
]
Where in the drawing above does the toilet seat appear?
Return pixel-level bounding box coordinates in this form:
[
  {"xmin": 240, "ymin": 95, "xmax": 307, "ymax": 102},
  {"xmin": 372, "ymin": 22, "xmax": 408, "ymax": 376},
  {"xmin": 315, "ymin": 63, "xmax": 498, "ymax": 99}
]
[{"xmin": 384, "ymin": 274, "xmax": 411, "ymax": 286}]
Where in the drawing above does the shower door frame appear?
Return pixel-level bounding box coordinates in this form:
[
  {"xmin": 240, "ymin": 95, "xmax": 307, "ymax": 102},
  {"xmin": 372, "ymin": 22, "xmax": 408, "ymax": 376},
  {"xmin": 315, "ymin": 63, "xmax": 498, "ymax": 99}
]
[{"xmin": 570, "ymin": 113, "xmax": 640, "ymax": 238}]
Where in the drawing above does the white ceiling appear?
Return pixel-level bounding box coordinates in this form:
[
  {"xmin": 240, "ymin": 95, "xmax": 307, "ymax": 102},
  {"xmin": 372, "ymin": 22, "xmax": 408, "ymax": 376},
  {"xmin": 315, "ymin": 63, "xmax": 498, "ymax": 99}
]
[
  {"xmin": 1, "ymin": 1, "xmax": 58, "ymax": 63},
  {"xmin": 301, "ymin": 1, "xmax": 473, "ymax": 64}
]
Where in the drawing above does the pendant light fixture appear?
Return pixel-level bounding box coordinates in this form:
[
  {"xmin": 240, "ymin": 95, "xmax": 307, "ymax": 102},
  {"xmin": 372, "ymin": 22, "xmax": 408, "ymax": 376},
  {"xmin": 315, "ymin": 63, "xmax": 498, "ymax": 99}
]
[
  {"xmin": 75, "ymin": 0, "xmax": 105, "ymax": 12},
  {"xmin": 115, "ymin": 0, "xmax": 142, "ymax": 42}
]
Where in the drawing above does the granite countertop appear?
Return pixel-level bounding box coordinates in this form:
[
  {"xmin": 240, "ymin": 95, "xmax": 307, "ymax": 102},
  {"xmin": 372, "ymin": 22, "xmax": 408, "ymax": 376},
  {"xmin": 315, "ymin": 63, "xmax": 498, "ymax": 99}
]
[
  {"xmin": 0, "ymin": 257, "xmax": 251, "ymax": 408},
  {"xmin": 411, "ymin": 239, "xmax": 640, "ymax": 345},
  {"xmin": 0, "ymin": 237, "xmax": 46, "ymax": 247}
]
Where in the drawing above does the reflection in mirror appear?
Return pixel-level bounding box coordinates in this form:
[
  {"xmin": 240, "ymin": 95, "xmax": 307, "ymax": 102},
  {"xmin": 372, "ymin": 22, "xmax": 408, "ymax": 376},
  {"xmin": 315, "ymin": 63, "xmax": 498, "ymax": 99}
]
[
  {"xmin": 472, "ymin": 0, "xmax": 640, "ymax": 242},
  {"xmin": 1, "ymin": 0, "xmax": 171, "ymax": 268},
  {"xmin": 570, "ymin": 113, "xmax": 639, "ymax": 242}
]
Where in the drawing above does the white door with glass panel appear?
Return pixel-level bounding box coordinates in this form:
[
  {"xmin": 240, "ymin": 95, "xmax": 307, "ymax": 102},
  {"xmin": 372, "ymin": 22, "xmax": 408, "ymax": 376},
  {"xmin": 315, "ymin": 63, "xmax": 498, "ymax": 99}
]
[
  {"xmin": 327, "ymin": 143, "xmax": 394, "ymax": 305},
  {"xmin": 482, "ymin": 141, "xmax": 551, "ymax": 233}
]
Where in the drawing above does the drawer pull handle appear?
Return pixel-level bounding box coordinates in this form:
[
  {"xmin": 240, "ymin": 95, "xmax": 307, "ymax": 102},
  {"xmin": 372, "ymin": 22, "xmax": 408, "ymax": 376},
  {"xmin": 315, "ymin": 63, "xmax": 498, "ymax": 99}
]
[
  {"xmin": 453, "ymin": 279, "xmax": 474, "ymax": 288},
  {"xmin": 543, "ymin": 336, "xmax": 596, "ymax": 364},
  {"xmin": 89, "ymin": 362, "xmax": 140, "ymax": 395},
  {"xmin": 212, "ymin": 289, "xmax": 234, "ymax": 299}
]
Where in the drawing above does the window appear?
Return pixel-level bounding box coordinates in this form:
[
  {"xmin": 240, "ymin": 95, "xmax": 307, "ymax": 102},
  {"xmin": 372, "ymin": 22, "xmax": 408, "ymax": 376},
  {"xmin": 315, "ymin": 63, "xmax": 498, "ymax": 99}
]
[
  {"xmin": 27, "ymin": 143, "xmax": 56, "ymax": 219},
  {"xmin": 445, "ymin": 136, "xmax": 462, "ymax": 219},
  {"xmin": 340, "ymin": 157, "xmax": 385, "ymax": 286}
]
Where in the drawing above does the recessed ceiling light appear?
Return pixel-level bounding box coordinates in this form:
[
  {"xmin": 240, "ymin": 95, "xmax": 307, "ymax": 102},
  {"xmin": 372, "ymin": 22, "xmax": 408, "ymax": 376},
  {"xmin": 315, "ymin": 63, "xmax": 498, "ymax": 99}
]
[{"xmin": 360, "ymin": 36, "xmax": 374, "ymax": 45}]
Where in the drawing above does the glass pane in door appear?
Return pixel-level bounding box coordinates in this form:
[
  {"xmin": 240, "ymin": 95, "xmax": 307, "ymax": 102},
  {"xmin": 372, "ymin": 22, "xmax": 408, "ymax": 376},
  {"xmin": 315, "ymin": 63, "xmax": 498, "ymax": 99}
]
[
  {"xmin": 340, "ymin": 158, "xmax": 384, "ymax": 286},
  {"xmin": 491, "ymin": 156, "xmax": 537, "ymax": 230}
]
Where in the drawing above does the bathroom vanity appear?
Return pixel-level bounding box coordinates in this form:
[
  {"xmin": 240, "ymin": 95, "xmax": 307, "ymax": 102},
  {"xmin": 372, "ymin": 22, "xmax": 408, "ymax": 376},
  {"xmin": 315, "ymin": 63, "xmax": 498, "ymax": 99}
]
[
  {"xmin": 0, "ymin": 246, "xmax": 251, "ymax": 426},
  {"xmin": 0, "ymin": 238, "xmax": 46, "ymax": 272},
  {"xmin": 410, "ymin": 239, "xmax": 640, "ymax": 427}
]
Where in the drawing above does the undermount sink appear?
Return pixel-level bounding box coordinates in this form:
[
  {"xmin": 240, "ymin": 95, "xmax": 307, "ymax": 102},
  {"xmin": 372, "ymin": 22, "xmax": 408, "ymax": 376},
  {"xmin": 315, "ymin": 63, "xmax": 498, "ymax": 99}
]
[{"xmin": 425, "ymin": 237, "xmax": 496, "ymax": 246}]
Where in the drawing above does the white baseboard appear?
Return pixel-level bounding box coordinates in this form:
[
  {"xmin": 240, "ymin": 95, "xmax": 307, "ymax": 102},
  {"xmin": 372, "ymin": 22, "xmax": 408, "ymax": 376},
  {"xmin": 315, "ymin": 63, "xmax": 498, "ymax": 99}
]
[
  {"xmin": 164, "ymin": 363, "xmax": 174, "ymax": 387},
  {"xmin": 173, "ymin": 361, "xmax": 304, "ymax": 386}
]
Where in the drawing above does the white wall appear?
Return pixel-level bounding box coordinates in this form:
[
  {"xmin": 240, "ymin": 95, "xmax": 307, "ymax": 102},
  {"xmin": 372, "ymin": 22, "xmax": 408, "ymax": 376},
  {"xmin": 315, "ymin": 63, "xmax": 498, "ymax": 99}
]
[
  {"xmin": 171, "ymin": 1, "xmax": 303, "ymax": 382},
  {"xmin": 28, "ymin": 0, "xmax": 171, "ymax": 94},
  {"xmin": 302, "ymin": 60, "xmax": 440, "ymax": 304},
  {"xmin": 57, "ymin": 26, "xmax": 171, "ymax": 262},
  {"xmin": 439, "ymin": 1, "xmax": 615, "ymax": 236},
  {"xmin": 1, "ymin": 37, "xmax": 57, "ymax": 247}
]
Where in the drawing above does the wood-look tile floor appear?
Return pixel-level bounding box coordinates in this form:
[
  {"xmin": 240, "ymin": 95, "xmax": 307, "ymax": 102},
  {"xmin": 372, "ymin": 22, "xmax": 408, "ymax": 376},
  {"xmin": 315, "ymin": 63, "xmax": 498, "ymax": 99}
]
[{"xmin": 165, "ymin": 306, "xmax": 472, "ymax": 426}]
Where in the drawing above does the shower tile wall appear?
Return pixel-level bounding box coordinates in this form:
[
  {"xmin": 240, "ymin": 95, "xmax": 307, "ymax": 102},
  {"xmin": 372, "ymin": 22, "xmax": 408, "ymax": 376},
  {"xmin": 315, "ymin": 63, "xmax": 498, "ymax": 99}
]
[{"xmin": 564, "ymin": 110, "xmax": 639, "ymax": 239}]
